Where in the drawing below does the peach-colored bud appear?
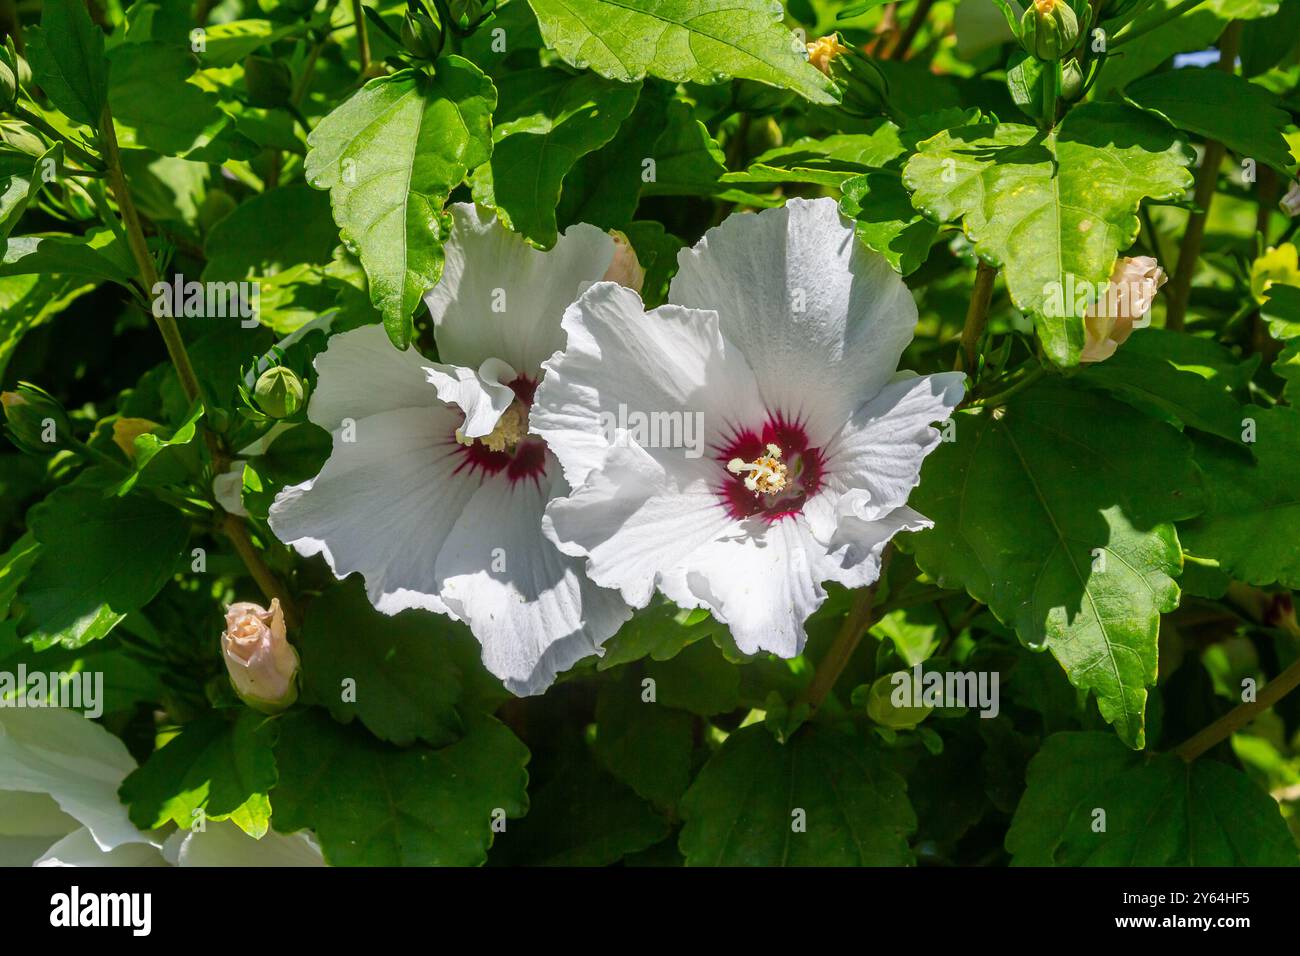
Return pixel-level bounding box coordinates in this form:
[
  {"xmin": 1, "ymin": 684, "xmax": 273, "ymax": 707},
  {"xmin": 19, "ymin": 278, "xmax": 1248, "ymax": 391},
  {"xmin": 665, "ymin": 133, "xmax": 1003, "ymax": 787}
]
[
  {"xmin": 111, "ymin": 417, "xmax": 159, "ymax": 461},
  {"xmin": 602, "ymin": 231, "xmax": 645, "ymax": 293},
  {"xmin": 1281, "ymin": 181, "xmax": 1300, "ymax": 218},
  {"xmin": 806, "ymin": 34, "xmax": 849, "ymax": 76},
  {"xmin": 1081, "ymin": 256, "xmax": 1166, "ymax": 363},
  {"xmin": 221, "ymin": 599, "xmax": 299, "ymax": 713},
  {"xmin": 0, "ymin": 391, "xmax": 25, "ymax": 409}
]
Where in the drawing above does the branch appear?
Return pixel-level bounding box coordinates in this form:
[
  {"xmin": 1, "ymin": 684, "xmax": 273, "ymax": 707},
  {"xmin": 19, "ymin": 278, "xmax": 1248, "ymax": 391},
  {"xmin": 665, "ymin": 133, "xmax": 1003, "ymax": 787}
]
[
  {"xmin": 956, "ymin": 260, "xmax": 996, "ymax": 373},
  {"xmin": 889, "ymin": 0, "xmax": 935, "ymax": 61},
  {"xmin": 1174, "ymin": 656, "xmax": 1300, "ymax": 761},
  {"xmin": 800, "ymin": 548, "xmax": 892, "ymax": 710},
  {"xmin": 1164, "ymin": 20, "xmax": 1241, "ymax": 331}
]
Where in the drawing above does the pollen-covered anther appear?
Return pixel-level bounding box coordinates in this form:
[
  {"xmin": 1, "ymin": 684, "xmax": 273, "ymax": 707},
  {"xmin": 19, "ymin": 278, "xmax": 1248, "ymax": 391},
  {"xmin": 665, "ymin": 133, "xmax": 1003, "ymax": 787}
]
[
  {"xmin": 457, "ymin": 402, "xmax": 528, "ymax": 453},
  {"xmin": 727, "ymin": 443, "xmax": 788, "ymax": 496}
]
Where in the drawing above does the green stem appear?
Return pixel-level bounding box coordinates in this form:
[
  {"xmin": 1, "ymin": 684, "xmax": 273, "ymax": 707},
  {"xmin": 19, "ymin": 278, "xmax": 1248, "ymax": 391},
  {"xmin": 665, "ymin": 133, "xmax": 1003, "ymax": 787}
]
[
  {"xmin": 799, "ymin": 548, "xmax": 892, "ymax": 710},
  {"xmin": 889, "ymin": 0, "xmax": 935, "ymax": 61},
  {"xmin": 11, "ymin": 104, "xmax": 106, "ymax": 170},
  {"xmin": 351, "ymin": 0, "xmax": 371, "ymax": 73},
  {"xmin": 956, "ymin": 261, "xmax": 996, "ymax": 374},
  {"xmin": 1174, "ymin": 655, "xmax": 1300, "ymax": 761},
  {"xmin": 970, "ymin": 364, "xmax": 1047, "ymax": 408},
  {"xmin": 1110, "ymin": 0, "xmax": 1206, "ymax": 48}
]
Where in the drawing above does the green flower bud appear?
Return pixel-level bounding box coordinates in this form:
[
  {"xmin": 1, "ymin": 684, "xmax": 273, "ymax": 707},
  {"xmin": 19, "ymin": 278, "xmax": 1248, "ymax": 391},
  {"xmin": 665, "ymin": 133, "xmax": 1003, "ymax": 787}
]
[
  {"xmin": 0, "ymin": 45, "xmax": 19, "ymax": 112},
  {"xmin": 865, "ymin": 672, "xmax": 933, "ymax": 729},
  {"xmin": 0, "ymin": 119, "xmax": 47, "ymax": 158},
  {"xmin": 401, "ymin": 10, "xmax": 443, "ymax": 61},
  {"xmin": 1020, "ymin": 0, "xmax": 1079, "ymax": 62},
  {"xmin": 253, "ymin": 365, "xmax": 305, "ymax": 419},
  {"xmin": 1, "ymin": 384, "xmax": 71, "ymax": 454},
  {"xmin": 1061, "ymin": 58, "xmax": 1085, "ymax": 101},
  {"xmin": 243, "ymin": 55, "xmax": 293, "ymax": 108},
  {"xmin": 824, "ymin": 45, "xmax": 890, "ymax": 118}
]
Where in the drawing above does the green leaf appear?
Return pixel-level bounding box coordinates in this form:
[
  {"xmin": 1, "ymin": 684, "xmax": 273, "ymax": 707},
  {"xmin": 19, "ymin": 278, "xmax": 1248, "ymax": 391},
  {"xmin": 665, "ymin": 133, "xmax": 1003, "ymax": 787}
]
[
  {"xmin": 1125, "ymin": 69, "xmax": 1294, "ymax": 174},
  {"xmin": 840, "ymin": 171, "xmax": 939, "ymax": 276},
  {"xmin": 909, "ymin": 383, "xmax": 1203, "ymax": 749},
  {"xmin": 203, "ymin": 185, "xmax": 339, "ymax": 281},
  {"xmin": 0, "ymin": 273, "xmax": 97, "ymax": 381},
  {"xmin": 1007, "ymin": 731, "xmax": 1298, "ymax": 865},
  {"xmin": 298, "ymin": 577, "xmax": 493, "ymax": 748},
  {"xmin": 272, "ymin": 709, "xmax": 529, "ymax": 866},
  {"xmin": 305, "ymin": 61, "xmax": 496, "ymax": 349},
  {"xmin": 107, "ymin": 42, "xmax": 248, "ymax": 160},
  {"xmin": 0, "ymin": 228, "xmax": 135, "ymax": 286},
  {"xmin": 598, "ymin": 599, "xmax": 719, "ymax": 668},
  {"xmin": 0, "ymin": 145, "xmax": 61, "ymax": 240},
  {"xmin": 679, "ymin": 724, "xmax": 916, "ymax": 865},
  {"xmin": 645, "ymin": 638, "xmax": 740, "ymax": 716},
  {"xmin": 594, "ymin": 674, "xmax": 694, "ymax": 809},
  {"xmin": 491, "ymin": 746, "xmax": 668, "ymax": 865},
  {"xmin": 555, "ymin": 83, "xmax": 671, "ymax": 231},
  {"xmin": 725, "ymin": 126, "xmax": 905, "ymax": 187},
  {"xmin": 1075, "ymin": 328, "xmax": 1250, "ymax": 444},
  {"xmin": 1180, "ymin": 406, "xmax": 1300, "ymax": 589},
  {"xmin": 903, "ymin": 103, "xmax": 1194, "ymax": 366},
  {"xmin": 118, "ymin": 711, "xmax": 278, "ymax": 838},
  {"xmin": 25, "ymin": 0, "xmax": 109, "ymax": 128},
  {"xmin": 109, "ymin": 405, "xmax": 204, "ymax": 496},
  {"xmin": 18, "ymin": 477, "xmax": 189, "ymax": 649},
  {"xmin": 525, "ymin": 0, "xmax": 836, "ymax": 104},
  {"xmin": 475, "ymin": 69, "xmax": 639, "ymax": 247}
]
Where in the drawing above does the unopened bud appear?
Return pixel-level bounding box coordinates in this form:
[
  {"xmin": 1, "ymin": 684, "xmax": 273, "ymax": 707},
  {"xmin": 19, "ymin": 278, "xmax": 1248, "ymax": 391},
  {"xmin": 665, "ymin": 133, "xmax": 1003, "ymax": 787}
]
[
  {"xmin": 1, "ymin": 384, "xmax": 70, "ymax": 454},
  {"xmin": 1081, "ymin": 256, "xmax": 1166, "ymax": 363},
  {"xmin": 1280, "ymin": 181, "xmax": 1300, "ymax": 218},
  {"xmin": 401, "ymin": 11, "xmax": 442, "ymax": 61},
  {"xmin": 221, "ymin": 599, "xmax": 299, "ymax": 714},
  {"xmin": 602, "ymin": 231, "xmax": 645, "ymax": 293},
  {"xmin": 0, "ymin": 119, "xmax": 47, "ymax": 157},
  {"xmin": 253, "ymin": 366, "xmax": 305, "ymax": 419},
  {"xmin": 1060, "ymin": 58, "xmax": 1084, "ymax": 100},
  {"xmin": 866, "ymin": 672, "xmax": 932, "ymax": 729},
  {"xmin": 1020, "ymin": 0, "xmax": 1079, "ymax": 62}
]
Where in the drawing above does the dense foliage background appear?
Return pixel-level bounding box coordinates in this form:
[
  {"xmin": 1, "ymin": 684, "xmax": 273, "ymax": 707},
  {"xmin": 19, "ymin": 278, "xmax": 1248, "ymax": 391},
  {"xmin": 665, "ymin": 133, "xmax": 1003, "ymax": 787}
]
[{"xmin": 2, "ymin": 0, "xmax": 1300, "ymax": 866}]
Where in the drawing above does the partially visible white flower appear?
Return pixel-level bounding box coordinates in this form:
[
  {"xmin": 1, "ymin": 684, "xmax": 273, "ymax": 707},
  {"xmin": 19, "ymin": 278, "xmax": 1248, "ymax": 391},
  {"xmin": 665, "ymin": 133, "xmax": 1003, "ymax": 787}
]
[
  {"xmin": 1, "ymin": 708, "xmax": 325, "ymax": 866},
  {"xmin": 1082, "ymin": 255, "xmax": 1167, "ymax": 363},
  {"xmin": 269, "ymin": 204, "xmax": 637, "ymax": 695},
  {"xmin": 213, "ymin": 461, "xmax": 248, "ymax": 516},
  {"xmin": 1281, "ymin": 180, "xmax": 1300, "ymax": 218},
  {"xmin": 532, "ymin": 198, "xmax": 964, "ymax": 658}
]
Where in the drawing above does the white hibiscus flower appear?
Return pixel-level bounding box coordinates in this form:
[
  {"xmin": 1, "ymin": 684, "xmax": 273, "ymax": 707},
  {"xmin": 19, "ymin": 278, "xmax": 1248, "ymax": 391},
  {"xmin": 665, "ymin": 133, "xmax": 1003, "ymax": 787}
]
[
  {"xmin": 0, "ymin": 708, "xmax": 322, "ymax": 866},
  {"xmin": 269, "ymin": 204, "xmax": 634, "ymax": 695},
  {"xmin": 532, "ymin": 198, "xmax": 964, "ymax": 658}
]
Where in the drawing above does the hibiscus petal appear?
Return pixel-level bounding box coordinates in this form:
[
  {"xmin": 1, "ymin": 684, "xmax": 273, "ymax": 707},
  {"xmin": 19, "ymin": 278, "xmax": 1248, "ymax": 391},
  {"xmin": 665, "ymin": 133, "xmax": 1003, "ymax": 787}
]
[
  {"xmin": 544, "ymin": 442, "xmax": 738, "ymax": 607},
  {"xmin": 435, "ymin": 469, "xmax": 632, "ymax": 695},
  {"xmin": 669, "ymin": 197, "xmax": 919, "ymax": 444},
  {"xmin": 307, "ymin": 324, "xmax": 444, "ymax": 432},
  {"xmin": 0, "ymin": 708, "xmax": 146, "ymax": 853},
  {"xmin": 812, "ymin": 371, "xmax": 965, "ymax": 531},
  {"xmin": 532, "ymin": 281, "xmax": 763, "ymax": 488},
  {"xmin": 424, "ymin": 357, "xmax": 518, "ymax": 440},
  {"xmin": 269, "ymin": 405, "xmax": 475, "ymax": 615},
  {"xmin": 425, "ymin": 203, "xmax": 615, "ymax": 376}
]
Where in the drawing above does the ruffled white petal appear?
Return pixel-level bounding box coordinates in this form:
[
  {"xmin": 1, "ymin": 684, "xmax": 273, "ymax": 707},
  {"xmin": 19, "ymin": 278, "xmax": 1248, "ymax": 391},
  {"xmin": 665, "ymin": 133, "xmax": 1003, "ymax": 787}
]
[
  {"xmin": 269, "ymin": 405, "xmax": 473, "ymax": 616},
  {"xmin": 532, "ymin": 281, "xmax": 763, "ymax": 488},
  {"xmin": 543, "ymin": 442, "xmax": 738, "ymax": 607},
  {"xmin": 35, "ymin": 827, "xmax": 167, "ymax": 867},
  {"xmin": 435, "ymin": 468, "xmax": 631, "ymax": 695},
  {"xmin": 424, "ymin": 203, "xmax": 615, "ymax": 375},
  {"xmin": 424, "ymin": 357, "xmax": 518, "ymax": 440},
  {"xmin": 810, "ymin": 371, "xmax": 965, "ymax": 534},
  {"xmin": 161, "ymin": 823, "xmax": 326, "ymax": 866},
  {"xmin": 0, "ymin": 708, "xmax": 147, "ymax": 853},
  {"xmin": 305, "ymin": 324, "xmax": 444, "ymax": 432},
  {"xmin": 669, "ymin": 197, "xmax": 919, "ymax": 444}
]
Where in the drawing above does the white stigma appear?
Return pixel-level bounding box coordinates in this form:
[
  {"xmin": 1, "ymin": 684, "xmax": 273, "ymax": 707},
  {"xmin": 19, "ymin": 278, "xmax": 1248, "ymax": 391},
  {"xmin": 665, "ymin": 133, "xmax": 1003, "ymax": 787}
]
[
  {"xmin": 727, "ymin": 443, "xmax": 788, "ymax": 496},
  {"xmin": 456, "ymin": 401, "xmax": 527, "ymax": 453}
]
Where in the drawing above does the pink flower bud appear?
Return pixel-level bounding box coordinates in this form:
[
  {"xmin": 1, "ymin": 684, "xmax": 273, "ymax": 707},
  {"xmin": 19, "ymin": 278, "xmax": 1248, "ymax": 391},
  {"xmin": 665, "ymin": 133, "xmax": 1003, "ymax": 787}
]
[
  {"xmin": 1281, "ymin": 181, "xmax": 1300, "ymax": 218},
  {"xmin": 1081, "ymin": 256, "xmax": 1167, "ymax": 363},
  {"xmin": 602, "ymin": 231, "xmax": 645, "ymax": 293},
  {"xmin": 221, "ymin": 599, "xmax": 299, "ymax": 713}
]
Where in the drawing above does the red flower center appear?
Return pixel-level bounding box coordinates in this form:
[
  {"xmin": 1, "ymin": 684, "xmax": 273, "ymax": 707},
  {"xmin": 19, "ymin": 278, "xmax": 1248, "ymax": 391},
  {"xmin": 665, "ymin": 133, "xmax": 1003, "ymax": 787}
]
[
  {"xmin": 715, "ymin": 415, "xmax": 824, "ymax": 523},
  {"xmin": 447, "ymin": 375, "xmax": 548, "ymax": 488}
]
